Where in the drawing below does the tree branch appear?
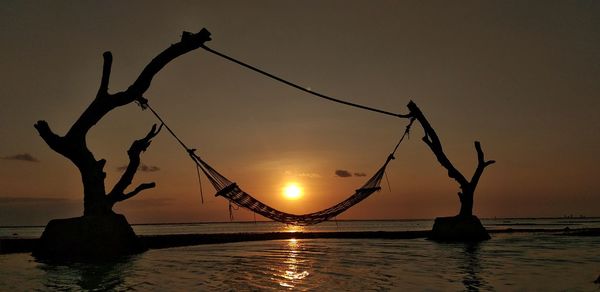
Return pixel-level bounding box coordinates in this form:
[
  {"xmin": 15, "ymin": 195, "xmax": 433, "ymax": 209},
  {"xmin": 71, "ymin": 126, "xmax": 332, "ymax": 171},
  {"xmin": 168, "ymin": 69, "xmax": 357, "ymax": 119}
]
[
  {"xmin": 66, "ymin": 28, "xmax": 212, "ymax": 141},
  {"xmin": 111, "ymin": 182, "xmax": 156, "ymax": 204},
  {"xmin": 408, "ymin": 101, "xmax": 469, "ymax": 187},
  {"xmin": 33, "ymin": 120, "xmax": 83, "ymax": 165},
  {"xmin": 109, "ymin": 124, "xmax": 162, "ymax": 200},
  {"xmin": 34, "ymin": 120, "xmax": 63, "ymax": 152},
  {"xmin": 98, "ymin": 52, "xmax": 112, "ymax": 95},
  {"xmin": 470, "ymin": 141, "xmax": 496, "ymax": 188},
  {"xmin": 126, "ymin": 29, "xmax": 212, "ymax": 99}
]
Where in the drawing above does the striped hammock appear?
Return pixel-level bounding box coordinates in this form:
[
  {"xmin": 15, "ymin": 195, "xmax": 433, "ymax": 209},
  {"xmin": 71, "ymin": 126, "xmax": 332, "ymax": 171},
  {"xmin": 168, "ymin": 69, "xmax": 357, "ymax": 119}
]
[{"xmin": 192, "ymin": 152, "xmax": 393, "ymax": 225}]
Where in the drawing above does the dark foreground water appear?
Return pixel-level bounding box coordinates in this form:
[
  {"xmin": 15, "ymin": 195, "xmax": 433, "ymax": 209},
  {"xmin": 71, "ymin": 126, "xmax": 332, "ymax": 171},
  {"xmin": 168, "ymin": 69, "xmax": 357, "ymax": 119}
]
[{"xmin": 2, "ymin": 219, "xmax": 600, "ymax": 291}]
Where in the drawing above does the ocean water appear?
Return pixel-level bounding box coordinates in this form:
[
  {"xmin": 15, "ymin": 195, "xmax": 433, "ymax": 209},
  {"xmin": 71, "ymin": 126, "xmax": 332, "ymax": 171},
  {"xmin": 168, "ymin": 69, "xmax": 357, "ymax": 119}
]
[{"xmin": 1, "ymin": 219, "xmax": 600, "ymax": 291}]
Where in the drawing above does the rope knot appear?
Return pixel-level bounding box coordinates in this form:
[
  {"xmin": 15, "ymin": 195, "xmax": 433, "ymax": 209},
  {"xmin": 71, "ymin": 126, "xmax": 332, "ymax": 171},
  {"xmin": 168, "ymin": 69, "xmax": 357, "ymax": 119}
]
[{"xmin": 135, "ymin": 97, "xmax": 149, "ymax": 110}]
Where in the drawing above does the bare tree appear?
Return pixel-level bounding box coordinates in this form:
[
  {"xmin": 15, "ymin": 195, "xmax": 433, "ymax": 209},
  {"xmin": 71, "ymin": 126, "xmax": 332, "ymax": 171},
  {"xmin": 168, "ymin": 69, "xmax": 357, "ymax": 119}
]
[
  {"xmin": 34, "ymin": 29, "xmax": 212, "ymax": 216},
  {"xmin": 407, "ymin": 101, "xmax": 495, "ymax": 217}
]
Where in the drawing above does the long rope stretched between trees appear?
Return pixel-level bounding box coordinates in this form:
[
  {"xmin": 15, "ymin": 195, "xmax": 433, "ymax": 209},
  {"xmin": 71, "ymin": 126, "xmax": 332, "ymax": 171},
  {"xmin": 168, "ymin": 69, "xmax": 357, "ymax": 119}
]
[{"xmin": 200, "ymin": 45, "xmax": 412, "ymax": 119}]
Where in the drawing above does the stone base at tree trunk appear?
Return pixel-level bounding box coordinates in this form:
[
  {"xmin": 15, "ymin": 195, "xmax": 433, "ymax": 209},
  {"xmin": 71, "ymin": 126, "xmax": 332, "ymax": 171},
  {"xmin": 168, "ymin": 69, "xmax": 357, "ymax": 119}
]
[
  {"xmin": 33, "ymin": 214, "xmax": 146, "ymax": 261},
  {"xmin": 429, "ymin": 215, "xmax": 491, "ymax": 242}
]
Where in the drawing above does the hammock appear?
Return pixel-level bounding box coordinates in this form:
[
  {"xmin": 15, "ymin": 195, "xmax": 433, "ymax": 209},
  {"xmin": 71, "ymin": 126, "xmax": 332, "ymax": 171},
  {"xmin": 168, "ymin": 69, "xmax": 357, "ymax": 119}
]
[
  {"xmin": 140, "ymin": 97, "xmax": 413, "ymax": 225},
  {"xmin": 190, "ymin": 150, "xmax": 394, "ymax": 225},
  {"xmin": 178, "ymin": 115, "xmax": 414, "ymax": 225}
]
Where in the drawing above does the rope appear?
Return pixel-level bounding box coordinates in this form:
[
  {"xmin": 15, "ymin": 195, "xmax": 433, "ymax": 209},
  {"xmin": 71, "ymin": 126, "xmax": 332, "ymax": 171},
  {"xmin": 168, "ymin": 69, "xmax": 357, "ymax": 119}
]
[
  {"xmin": 381, "ymin": 117, "xmax": 414, "ymax": 193},
  {"xmin": 138, "ymin": 100, "xmax": 215, "ymax": 202},
  {"xmin": 391, "ymin": 117, "xmax": 415, "ymax": 156},
  {"xmin": 201, "ymin": 45, "xmax": 412, "ymax": 119},
  {"xmin": 384, "ymin": 171, "xmax": 392, "ymax": 192},
  {"xmin": 195, "ymin": 163, "xmax": 204, "ymax": 204},
  {"xmin": 144, "ymin": 103, "xmax": 190, "ymax": 151}
]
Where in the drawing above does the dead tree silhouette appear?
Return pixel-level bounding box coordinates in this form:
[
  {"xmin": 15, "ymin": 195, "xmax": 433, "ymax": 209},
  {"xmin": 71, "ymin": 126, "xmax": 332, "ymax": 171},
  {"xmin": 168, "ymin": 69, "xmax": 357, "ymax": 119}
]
[
  {"xmin": 33, "ymin": 29, "xmax": 212, "ymax": 260},
  {"xmin": 34, "ymin": 29, "xmax": 211, "ymax": 216},
  {"xmin": 408, "ymin": 101, "xmax": 495, "ymax": 240}
]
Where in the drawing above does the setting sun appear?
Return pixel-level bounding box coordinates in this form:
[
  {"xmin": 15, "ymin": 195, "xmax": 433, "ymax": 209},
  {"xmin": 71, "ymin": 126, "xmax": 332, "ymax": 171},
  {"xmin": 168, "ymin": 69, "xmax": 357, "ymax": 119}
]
[{"xmin": 282, "ymin": 183, "xmax": 303, "ymax": 200}]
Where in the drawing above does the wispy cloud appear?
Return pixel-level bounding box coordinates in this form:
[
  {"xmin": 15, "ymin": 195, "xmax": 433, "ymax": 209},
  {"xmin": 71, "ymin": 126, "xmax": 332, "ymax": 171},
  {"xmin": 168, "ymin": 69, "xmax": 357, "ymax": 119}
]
[
  {"xmin": 283, "ymin": 170, "xmax": 322, "ymax": 178},
  {"xmin": 2, "ymin": 153, "xmax": 39, "ymax": 162},
  {"xmin": 117, "ymin": 163, "xmax": 160, "ymax": 172},
  {"xmin": 139, "ymin": 164, "xmax": 160, "ymax": 172},
  {"xmin": 335, "ymin": 170, "xmax": 353, "ymax": 178},
  {"xmin": 335, "ymin": 170, "xmax": 367, "ymax": 178},
  {"xmin": 298, "ymin": 172, "xmax": 322, "ymax": 178}
]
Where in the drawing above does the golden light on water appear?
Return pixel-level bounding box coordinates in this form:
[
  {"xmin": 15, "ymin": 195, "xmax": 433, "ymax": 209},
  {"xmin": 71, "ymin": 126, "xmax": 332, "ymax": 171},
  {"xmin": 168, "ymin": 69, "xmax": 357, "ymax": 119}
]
[
  {"xmin": 278, "ymin": 238, "xmax": 310, "ymax": 288},
  {"xmin": 282, "ymin": 225, "xmax": 304, "ymax": 233},
  {"xmin": 282, "ymin": 183, "xmax": 303, "ymax": 200}
]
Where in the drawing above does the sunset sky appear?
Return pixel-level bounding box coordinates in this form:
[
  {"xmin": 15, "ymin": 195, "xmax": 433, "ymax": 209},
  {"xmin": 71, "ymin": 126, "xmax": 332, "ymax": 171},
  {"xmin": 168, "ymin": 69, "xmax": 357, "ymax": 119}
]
[{"xmin": 1, "ymin": 1, "xmax": 598, "ymax": 225}]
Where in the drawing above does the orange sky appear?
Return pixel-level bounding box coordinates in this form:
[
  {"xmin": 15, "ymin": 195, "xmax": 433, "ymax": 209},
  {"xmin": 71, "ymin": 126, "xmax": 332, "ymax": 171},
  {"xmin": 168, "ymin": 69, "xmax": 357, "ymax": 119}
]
[{"xmin": 1, "ymin": 1, "xmax": 599, "ymax": 225}]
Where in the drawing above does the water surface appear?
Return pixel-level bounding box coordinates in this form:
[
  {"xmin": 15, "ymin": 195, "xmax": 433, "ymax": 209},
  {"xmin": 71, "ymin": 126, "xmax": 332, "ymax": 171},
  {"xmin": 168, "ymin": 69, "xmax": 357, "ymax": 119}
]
[{"xmin": 1, "ymin": 219, "xmax": 599, "ymax": 290}]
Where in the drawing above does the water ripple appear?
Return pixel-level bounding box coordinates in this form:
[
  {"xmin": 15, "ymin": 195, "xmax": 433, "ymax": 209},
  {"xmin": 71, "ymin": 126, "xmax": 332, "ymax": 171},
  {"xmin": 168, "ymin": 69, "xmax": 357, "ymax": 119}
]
[{"xmin": 2, "ymin": 225, "xmax": 600, "ymax": 290}]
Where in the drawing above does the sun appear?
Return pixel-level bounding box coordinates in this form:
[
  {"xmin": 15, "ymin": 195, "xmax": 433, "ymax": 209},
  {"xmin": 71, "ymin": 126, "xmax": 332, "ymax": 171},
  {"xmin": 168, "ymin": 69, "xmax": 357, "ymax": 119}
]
[{"xmin": 282, "ymin": 183, "xmax": 303, "ymax": 200}]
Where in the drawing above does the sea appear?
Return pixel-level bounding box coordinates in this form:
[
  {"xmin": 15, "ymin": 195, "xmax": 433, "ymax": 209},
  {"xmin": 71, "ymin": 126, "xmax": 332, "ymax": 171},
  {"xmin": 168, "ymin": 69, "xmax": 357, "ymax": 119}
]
[{"xmin": 1, "ymin": 218, "xmax": 600, "ymax": 291}]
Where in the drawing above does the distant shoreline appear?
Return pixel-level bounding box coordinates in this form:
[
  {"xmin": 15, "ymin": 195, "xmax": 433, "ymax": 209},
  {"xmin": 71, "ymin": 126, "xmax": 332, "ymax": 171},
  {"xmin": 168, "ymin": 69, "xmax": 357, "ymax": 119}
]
[
  {"xmin": 1, "ymin": 216, "xmax": 599, "ymax": 228},
  {"xmin": 2, "ymin": 227, "xmax": 599, "ymax": 255}
]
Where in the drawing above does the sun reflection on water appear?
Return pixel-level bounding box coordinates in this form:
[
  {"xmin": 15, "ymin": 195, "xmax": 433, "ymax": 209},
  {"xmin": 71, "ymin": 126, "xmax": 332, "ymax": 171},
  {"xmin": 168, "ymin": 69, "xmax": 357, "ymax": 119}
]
[
  {"xmin": 275, "ymin": 238, "xmax": 310, "ymax": 288},
  {"xmin": 281, "ymin": 224, "xmax": 305, "ymax": 233}
]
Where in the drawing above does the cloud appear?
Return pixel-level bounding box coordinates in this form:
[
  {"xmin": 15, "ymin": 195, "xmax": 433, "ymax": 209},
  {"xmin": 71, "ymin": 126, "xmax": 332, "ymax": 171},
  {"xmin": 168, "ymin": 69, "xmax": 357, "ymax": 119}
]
[
  {"xmin": 335, "ymin": 170, "xmax": 353, "ymax": 178},
  {"xmin": 117, "ymin": 163, "xmax": 160, "ymax": 172},
  {"xmin": 139, "ymin": 164, "xmax": 160, "ymax": 172},
  {"xmin": 334, "ymin": 170, "xmax": 367, "ymax": 178},
  {"xmin": 2, "ymin": 153, "xmax": 39, "ymax": 162},
  {"xmin": 298, "ymin": 172, "xmax": 322, "ymax": 178},
  {"xmin": 283, "ymin": 170, "xmax": 322, "ymax": 178}
]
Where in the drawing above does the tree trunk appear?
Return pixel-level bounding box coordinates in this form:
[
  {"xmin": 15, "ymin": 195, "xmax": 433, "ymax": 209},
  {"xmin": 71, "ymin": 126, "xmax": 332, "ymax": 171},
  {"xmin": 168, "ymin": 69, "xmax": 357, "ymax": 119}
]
[
  {"xmin": 81, "ymin": 163, "xmax": 111, "ymax": 216},
  {"xmin": 458, "ymin": 190, "xmax": 474, "ymax": 217}
]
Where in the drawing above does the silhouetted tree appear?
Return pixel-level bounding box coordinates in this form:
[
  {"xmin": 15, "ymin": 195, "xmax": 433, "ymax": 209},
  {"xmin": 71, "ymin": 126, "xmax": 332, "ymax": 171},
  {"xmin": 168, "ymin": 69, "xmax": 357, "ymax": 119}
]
[
  {"xmin": 407, "ymin": 101, "xmax": 495, "ymax": 217},
  {"xmin": 34, "ymin": 29, "xmax": 212, "ymax": 216}
]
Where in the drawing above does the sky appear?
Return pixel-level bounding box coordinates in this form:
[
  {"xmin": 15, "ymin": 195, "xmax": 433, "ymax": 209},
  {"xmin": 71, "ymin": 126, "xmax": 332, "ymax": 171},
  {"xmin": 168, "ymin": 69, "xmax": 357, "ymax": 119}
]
[{"xmin": 0, "ymin": 1, "xmax": 598, "ymax": 225}]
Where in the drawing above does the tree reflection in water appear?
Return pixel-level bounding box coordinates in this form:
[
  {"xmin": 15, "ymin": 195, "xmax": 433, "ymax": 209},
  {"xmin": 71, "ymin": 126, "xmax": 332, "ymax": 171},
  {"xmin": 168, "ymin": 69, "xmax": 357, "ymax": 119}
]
[
  {"xmin": 460, "ymin": 243, "xmax": 492, "ymax": 291},
  {"xmin": 39, "ymin": 256, "xmax": 137, "ymax": 290}
]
